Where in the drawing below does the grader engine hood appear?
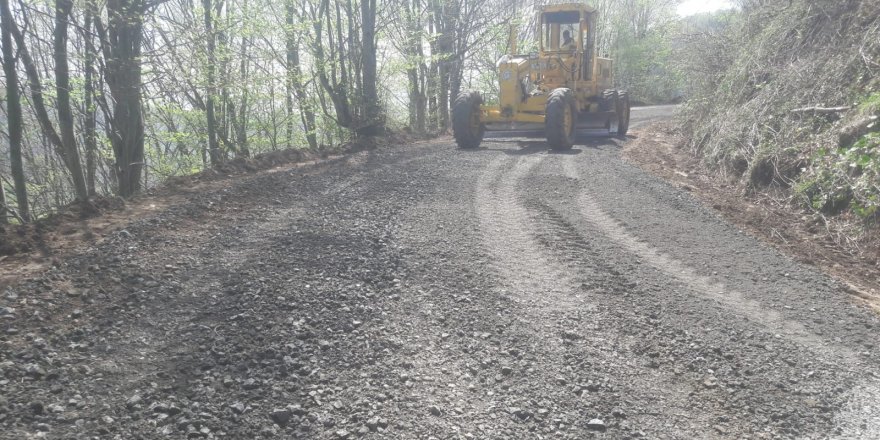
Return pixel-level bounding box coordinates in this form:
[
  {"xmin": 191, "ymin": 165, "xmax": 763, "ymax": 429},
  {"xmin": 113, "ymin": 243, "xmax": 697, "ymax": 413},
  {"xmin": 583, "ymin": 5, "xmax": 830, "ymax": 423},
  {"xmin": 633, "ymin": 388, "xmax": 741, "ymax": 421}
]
[{"xmin": 497, "ymin": 55, "xmax": 533, "ymax": 116}]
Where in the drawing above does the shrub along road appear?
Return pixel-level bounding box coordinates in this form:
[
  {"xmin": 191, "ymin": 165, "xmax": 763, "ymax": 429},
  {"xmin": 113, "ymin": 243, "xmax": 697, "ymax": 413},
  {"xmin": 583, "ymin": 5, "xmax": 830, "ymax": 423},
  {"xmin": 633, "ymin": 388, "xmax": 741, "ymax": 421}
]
[{"xmin": 1, "ymin": 107, "xmax": 878, "ymax": 439}]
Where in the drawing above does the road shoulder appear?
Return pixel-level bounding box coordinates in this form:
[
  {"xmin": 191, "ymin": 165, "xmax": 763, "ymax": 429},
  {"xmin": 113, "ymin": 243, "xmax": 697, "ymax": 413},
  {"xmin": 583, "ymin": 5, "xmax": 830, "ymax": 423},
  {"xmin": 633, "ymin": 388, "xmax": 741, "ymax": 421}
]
[{"xmin": 622, "ymin": 122, "xmax": 880, "ymax": 312}]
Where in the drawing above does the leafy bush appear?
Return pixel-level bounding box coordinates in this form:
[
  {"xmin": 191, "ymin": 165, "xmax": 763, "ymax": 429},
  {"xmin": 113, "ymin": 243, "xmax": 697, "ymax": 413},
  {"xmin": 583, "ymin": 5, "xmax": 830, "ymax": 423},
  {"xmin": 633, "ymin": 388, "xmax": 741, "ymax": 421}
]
[{"xmin": 800, "ymin": 133, "xmax": 880, "ymax": 221}]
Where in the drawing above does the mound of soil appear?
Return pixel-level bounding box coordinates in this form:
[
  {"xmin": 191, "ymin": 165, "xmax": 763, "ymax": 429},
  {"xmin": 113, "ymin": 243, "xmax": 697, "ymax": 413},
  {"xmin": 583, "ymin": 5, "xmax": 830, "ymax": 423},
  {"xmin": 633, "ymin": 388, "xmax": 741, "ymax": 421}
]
[
  {"xmin": 0, "ymin": 132, "xmax": 426, "ymax": 290},
  {"xmin": 0, "ymin": 197, "xmax": 125, "ymax": 256}
]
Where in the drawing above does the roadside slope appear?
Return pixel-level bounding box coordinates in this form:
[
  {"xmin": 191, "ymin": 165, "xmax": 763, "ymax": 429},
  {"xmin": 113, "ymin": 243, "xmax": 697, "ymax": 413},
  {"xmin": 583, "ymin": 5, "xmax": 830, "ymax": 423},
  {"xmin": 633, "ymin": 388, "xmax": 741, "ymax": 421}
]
[
  {"xmin": 624, "ymin": 122, "xmax": 880, "ymax": 311},
  {"xmin": 678, "ymin": 0, "xmax": 879, "ymax": 248}
]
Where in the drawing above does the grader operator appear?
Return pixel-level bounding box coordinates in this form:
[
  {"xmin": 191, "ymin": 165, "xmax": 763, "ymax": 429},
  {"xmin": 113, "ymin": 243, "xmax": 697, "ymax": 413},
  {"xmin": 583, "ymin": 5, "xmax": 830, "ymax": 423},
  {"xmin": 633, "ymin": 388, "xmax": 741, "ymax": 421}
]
[{"xmin": 452, "ymin": 3, "xmax": 630, "ymax": 150}]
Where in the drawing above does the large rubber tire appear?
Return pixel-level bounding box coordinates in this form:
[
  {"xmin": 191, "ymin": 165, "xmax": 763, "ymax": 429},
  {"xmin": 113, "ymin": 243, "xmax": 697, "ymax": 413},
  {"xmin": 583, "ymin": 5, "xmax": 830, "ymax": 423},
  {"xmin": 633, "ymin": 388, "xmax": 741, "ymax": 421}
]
[
  {"xmin": 546, "ymin": 88, "xmax": 576, "ymax": 151},
  {"xmin": 452, "ymin": 91, "xmax": 484, "ymax": 149},
  {"xmin": 600, "ymin": 89, "xmax": 617, "ymax": 112},
  {"xmin": 617, "ymin": 90, "xmax": 631, "ymax": 136},
  {"xmin": 600, "ymin": 89, "xmax": 618, "ymax": 132}
]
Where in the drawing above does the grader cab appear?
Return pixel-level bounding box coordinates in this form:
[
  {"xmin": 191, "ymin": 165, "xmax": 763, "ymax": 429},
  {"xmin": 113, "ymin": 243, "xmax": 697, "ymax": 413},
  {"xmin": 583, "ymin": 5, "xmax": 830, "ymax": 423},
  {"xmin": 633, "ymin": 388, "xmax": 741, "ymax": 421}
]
[{"xmin": 452, "ymin": 3, "xmax": 630, "ymax": 150}]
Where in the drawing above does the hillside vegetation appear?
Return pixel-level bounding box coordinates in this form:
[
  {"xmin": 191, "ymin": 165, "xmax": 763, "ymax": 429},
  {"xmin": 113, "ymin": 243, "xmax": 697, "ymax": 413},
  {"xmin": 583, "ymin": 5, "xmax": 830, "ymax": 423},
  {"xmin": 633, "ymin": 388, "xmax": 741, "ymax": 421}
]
[{"xmin": 679, "ymin": 0, "xmax": 880, "ymax": 230}]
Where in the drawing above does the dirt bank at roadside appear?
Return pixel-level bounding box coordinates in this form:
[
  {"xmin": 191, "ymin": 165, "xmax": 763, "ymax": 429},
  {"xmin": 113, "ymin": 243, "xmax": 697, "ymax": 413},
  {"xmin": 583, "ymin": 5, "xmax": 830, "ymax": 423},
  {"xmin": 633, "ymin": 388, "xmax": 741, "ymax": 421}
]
[{"xmin": 623, "ymin": 122, "xmax": 880, "ymax": 312}]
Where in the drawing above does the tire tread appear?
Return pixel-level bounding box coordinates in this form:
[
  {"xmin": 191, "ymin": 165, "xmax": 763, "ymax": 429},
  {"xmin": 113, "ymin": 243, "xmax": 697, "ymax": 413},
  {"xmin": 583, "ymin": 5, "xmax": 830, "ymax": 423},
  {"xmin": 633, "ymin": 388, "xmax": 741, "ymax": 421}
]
[
  {"xmin": 452, "ymin": 91, "xmax": 484, "ymax": 149},
  {"xmin": 546, "ymin": 88, "xmax": 575, "ymax": 151}
]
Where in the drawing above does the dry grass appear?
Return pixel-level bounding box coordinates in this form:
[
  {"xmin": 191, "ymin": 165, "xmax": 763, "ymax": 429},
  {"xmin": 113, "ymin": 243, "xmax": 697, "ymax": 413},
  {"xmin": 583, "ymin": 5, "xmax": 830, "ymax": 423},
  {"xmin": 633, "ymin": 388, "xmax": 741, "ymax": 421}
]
[{"xmin": 677, "ymin": 0, "xmax": 880, "ymax": 245}]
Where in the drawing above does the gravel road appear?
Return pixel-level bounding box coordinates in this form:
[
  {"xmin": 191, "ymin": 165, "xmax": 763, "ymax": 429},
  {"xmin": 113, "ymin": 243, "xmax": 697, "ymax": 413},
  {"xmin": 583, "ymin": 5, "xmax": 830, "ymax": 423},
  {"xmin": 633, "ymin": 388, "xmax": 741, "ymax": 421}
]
[{"xmin": 1, "ymin": 106, "xmax": 879, "ymax": 439}]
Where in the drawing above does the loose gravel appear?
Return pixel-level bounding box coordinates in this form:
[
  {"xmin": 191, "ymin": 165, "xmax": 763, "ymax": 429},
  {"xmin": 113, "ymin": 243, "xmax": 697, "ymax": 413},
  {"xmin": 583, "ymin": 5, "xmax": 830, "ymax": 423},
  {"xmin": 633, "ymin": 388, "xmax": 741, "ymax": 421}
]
[{"xmin": 1, "ymin": 107, "xmax": 878, "ymax": 439}]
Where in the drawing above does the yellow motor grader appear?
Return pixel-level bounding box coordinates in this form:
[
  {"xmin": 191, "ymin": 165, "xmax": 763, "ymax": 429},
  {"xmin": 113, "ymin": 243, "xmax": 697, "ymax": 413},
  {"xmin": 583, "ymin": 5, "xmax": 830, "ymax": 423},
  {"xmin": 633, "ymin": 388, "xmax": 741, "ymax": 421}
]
[{"xmin": 452, "ymin": 2, "xmax": 630, "ymax": 150}]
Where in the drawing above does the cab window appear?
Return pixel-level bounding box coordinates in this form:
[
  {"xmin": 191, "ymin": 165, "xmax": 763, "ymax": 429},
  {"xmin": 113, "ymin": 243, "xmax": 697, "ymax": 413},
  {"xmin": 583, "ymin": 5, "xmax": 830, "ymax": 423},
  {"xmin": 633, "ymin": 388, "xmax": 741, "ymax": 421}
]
[{"xmin": 541, "ymin": 10, "xmax": 580, "ymax": 51}]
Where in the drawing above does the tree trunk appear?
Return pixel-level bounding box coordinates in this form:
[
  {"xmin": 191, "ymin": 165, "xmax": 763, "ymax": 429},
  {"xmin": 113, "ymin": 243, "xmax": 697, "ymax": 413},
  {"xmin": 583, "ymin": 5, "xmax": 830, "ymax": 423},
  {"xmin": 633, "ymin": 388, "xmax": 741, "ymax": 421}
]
[
  {"xmin": 269, "ymin": 80, "xmax": 279, "ymax": 151},
  {"xmin": 312, "ymin": 0, "xmax": 353, "ymax": 129},
  {"xmin": 1, "ymin": 0, "xmax": 30, "ymax": 221},
  {"xmin": 236, "ymin": 28, "xmax": 251, "ymax": 157},
  {"xmin": 98, "ymin": 0, "xmax": 146, "ymax": 198},
  {"xmin": 0, "ymin": 179, "xmax": 7, "ymax": 224},
  {"xmin": 403, "ymin": 0, "xmax": 426, "ymax": 134},
  {"xmin": 359, "ymin": 0, "xmax": 382, "ymax": 135},
  {"xmin": 437, "ymin": 58, "xmax": 450, "ymax": 131},
  {"xmin": 431, "ymin": 0, "xmax": 447, "ymax": 131},
  {"xmin": 405, "ymin": 51, "xmax": 427, "ymax": 134},
  {"xmin": 286, "ymin": 1, "xmax": 318, "ymax": 150},
  {"xmin": 203, "ymin": 0, "xmax": 221, "ymax": 165},
  {"xmin": 346, "ymin": 0, "xmax": 359, "ymax": 103},
  {"xmin": 83, "ymin": 4, "xmax": 98, "ymax": 196},
  {"xmin": 10, "ymin": 4, "xmax": 87, "ymax": 202},
  {"xmin": 416, "ymin": 66, "xmax": 427, "ymax": 132},
  {"xmin": 426, "ymin": 9, "xmax": 439, "ymax": 131},
  {"xmin": 284, "ymin": 2, "xmax": 295, "ymax": 150},
  {"xmin": 55, "ymin": 0, "xmax": 89, "ymax": 201},
  {"xmin": 449, "ymin": 58, "xmax": 462, "ymax": 109},
  {"xmin": 335, "ymin": 0, "xmax": 352, "ymax": 123},
  {"xmin": 407, "ymin": 67, "xmax": 418, "ymax": 129},
  {"xmin": 217, "ymin": 0, "xmax": 231, "ymax": 155}
]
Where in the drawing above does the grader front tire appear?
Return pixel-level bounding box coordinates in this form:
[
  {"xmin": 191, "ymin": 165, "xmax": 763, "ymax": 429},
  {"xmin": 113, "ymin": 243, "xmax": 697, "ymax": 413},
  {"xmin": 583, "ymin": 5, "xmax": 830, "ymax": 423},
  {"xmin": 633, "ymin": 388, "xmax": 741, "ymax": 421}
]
[
  {"xmin": 452, "ymin": 91, "xmax": 485, "ymax": 149},
  {"xmin": 546, "ymin": 88, "xmax": 576, "ymax": 151}
]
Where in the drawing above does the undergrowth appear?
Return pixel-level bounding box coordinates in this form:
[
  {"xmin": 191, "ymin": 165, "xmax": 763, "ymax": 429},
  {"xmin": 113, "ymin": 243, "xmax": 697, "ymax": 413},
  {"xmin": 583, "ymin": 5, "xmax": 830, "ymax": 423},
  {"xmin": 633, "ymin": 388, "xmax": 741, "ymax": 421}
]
[
  {"xmin": 677, "ymin": 0, "xmax": 880, "ymax": 231},
  {"xmin": 798, "ymin": 133, "xmax": 880, "ymax": 222}
]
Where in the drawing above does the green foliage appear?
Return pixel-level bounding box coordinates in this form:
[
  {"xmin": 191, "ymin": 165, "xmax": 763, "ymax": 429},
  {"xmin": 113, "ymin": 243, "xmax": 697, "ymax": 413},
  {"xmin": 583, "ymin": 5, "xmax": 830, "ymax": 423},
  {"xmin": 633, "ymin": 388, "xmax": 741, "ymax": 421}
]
[
  {"xmin": 858, "ymin": 92, "xmax": 880, "ymax": 115},
  {"xmin": 797, "ymin": 133, "xmax": 880, "ymax": 221},
  {"xmin": 614, "ymin": 24, "xmax": 682, "ymax": 103}
]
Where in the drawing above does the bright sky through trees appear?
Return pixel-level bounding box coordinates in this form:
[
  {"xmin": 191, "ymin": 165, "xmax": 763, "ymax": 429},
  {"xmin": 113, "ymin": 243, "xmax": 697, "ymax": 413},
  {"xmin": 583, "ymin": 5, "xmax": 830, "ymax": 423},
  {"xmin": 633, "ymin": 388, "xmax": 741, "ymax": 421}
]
[{"xmin": 677, "ymin": 0, "xmax": 734, "ymax": 16}]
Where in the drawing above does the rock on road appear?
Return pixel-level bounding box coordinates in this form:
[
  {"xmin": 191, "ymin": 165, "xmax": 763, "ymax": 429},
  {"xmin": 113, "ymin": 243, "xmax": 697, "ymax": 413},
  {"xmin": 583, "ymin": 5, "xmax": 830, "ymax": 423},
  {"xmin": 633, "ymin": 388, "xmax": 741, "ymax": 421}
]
[{"xmin": 1, "ymin": 106, "xmax": 879, "ymax": 439}]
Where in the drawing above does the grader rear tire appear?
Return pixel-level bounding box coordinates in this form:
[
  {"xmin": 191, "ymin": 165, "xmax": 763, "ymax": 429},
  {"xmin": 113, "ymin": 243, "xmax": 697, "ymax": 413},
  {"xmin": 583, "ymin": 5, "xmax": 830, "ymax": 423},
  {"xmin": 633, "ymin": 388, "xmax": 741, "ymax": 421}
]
[
  {"xmin": 601, "ymin": 89, "xmax": 619, "ymax": 133},
  {"xmin": 617, "ymin": 91, "xmax": 631, "ymax": 136},
  {"xmin": 452, "ymin": 91, "xmax": 484, "ymax": 149},
  {"xmin": 546, "ymin": 88, "xmax": 576, "ymax": 151}
]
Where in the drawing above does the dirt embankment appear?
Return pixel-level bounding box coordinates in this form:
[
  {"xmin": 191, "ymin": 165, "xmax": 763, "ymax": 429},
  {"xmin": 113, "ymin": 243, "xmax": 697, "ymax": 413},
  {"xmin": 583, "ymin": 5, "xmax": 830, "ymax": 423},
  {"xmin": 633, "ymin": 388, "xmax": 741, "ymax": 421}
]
[
  {"xmin": 677, "ymin": 0, "xmax": 880, "ymax": 241},
  {"xmin": 0, "ymin": 151, "xmax": 327, "ymax": 287},
  {"xmin": 624, "ymin": 122, "xmax": 880, "ymax": 311},
  {"xmin": 0, "ymin": 135, "xmax": 415, "ymax": 288}
]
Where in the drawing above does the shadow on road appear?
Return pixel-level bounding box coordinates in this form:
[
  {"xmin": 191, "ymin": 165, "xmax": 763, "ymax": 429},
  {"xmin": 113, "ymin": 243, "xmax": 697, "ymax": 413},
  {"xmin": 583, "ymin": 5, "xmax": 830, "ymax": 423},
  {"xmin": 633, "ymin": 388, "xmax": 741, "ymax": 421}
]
[
  {"xmin": 455, "ymin": 128, "xmax": 631, "ymax": 155},
  {"xmin": 464, "ymin": 137, "xmax": 622, "ymax": 155},
  {"xmin": 576, "ymin": 136, "xmax": 624, "ymax": 150}
]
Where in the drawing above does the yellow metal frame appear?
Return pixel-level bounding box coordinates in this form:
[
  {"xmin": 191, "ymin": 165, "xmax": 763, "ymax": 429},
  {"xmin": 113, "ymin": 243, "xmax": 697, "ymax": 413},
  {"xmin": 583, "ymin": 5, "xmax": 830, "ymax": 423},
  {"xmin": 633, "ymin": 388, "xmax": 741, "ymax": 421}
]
[
  {"xmin": 481, "ymin": 107, "xmax": 545, "ymax": 124},
  {"xmin": 480, "ymin": 2, "xmax": 612, "ymax": 125}
]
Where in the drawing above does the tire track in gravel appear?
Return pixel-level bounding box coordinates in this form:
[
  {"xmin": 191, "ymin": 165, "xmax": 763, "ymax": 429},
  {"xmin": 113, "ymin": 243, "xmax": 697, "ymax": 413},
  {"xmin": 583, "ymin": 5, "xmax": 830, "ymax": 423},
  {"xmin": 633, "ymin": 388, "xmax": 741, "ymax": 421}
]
[
  {"xmin": 540, "ymin": 155, "xmax": 880, "ymax": 439},
  {"xmin": 520, "ymin": 198, "xmax": 733, "ymax": 438},
  {"xmin": 520, "ymin": 190, "xmax": 855, "ymax": 438},
  {"xmin": 383, "ymin": 149, "xmax": 571, "ymax": 438},
  {"xmin": 474, "ymin": 153, "xmax": 722, "ymax": 438},
  {"xmin": 475, "ymin": 155, "xmax": 582, "ymax": 314},
  {"xmin": 559, "ymin": 159, "xmax": 862, "ymax": 367},
  {"xmin": 498, "ymin": 142, "xmax": 880, "ymax": 439},
  {"xmin": 570, "ymin": 180, "xmax": 880, "ymax": 434}
]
